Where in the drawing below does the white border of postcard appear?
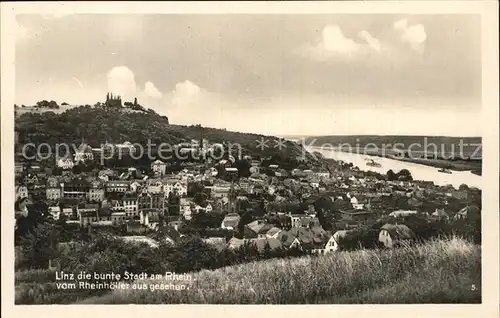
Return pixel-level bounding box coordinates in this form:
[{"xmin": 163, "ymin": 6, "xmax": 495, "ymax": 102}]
[{"xmin": 2, "ymin": 1, "xmax": 499, "ymax": 318}]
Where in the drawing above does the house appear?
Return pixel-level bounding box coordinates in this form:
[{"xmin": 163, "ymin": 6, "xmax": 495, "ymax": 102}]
[
  {"xmin": 24, "ymin": 174, "xmax": 39, "ymax": 184},
  {"xmin": 80, "ymin": 210, "xmax": 98, "ymax": 227},
  {"xmin": 97, "ymin": 206, "xmax": 112, "ymax": 222},
  {"xmin": 265, "ymin": 227, "xmax": 282, "ymax": 239},
  {"xmin": 210, "ymin": 184, "xmax": 231, "ymax": 199},
  {"xmin": 122, "ymin": 193, "xmax": 138, "ymax": 218},
  {"xmin": 140, "ymin": 208, "xmax": 162, "ymax": 229},
  {"xmin": 46, "ymin": 178, "xmax": 62, "ymax": 201},
  {"xmin": 105, "ymin": 180, "xmax": 130, "ymax": 193},
  {"xmin": 388, "ymin": 210, "xmax": 418, "ymax": 218},
  {"xmin": 205, "ymin": 203, "xmax": 213, "ymax": 213},
  {"xmin": 88, "ymin": 179, "xmax": 105, "ymax": 202},
  {"xmin": 221, "ymin": 213, "xmax": 241, "ymax": 230},
  {"xmin": 180, "ymin": 198, "xmax": 193, "ymax": 220},
  {"xmin": 60, "ymin": 204, "xmax": 75, "ymax": 219},
  {"xmin": 48, "ymin": 206, "xmax": 61, "ymax": 220},
  {"xmin": 313, "ymin": 171, "xmax": 330, "ymax": 179},
  {"xmin": 57, "ymin": 158, "xmax": 74, "ymax": 170},
  {"xmin": 15, "ymin": 163, "xmax": 24, "ymax": 173},
  {"xmin": 98, "ymin": 168, "xmax": 118, "ymax": 182},
  {"xmin": 151, "ymin": 160, "xmax": 167, "ymax": 176},
  {"xmin": 111, "ymin": 212, "xmax": 127, "ymax": 226},
  {"xmin": 163, "ymin": 180, "xmax": 188, "ymax": 197},
  {"xmin": 378, "ymin": 224, "xmax": 415, "ymax": 248},
  {"xmin": 76, "ymin": 203, "xmax": 99, "ymax": 218},
  {"xmin": 288, "ymin": 213, "xmax": 304, "ymax": 228},
  {"xmin": 300, "ymin": 215, "xmax": 321, "ymax": 228},
  {"xmin": 245, "ymin": 220, "xmax": 274, "ymax": 238},
  {"xmin": 62, "ymin": 179, "xmax": 90, "ymax": 199},
  {"xmin": 340, "ymin": 210, "xmax": 375, "ymax": 222},
  {"xmin": 431, "ymin": 208, "xmax": 449, "ymax": 220},
  {"xmin": 289, "ymin": 226, "xmax": 329, "ymax": 251},
  {"xmin": 276, "ymin": 231, "xmax": 301, "ymax": 249},
  {"xmin": 225, "ymin": 167, "xmax": 239, "ymax": 179},
  {"xmin": 110, "ymin": 199, "xmax": 125, "ymax": 213},
  {"xmin": 15, "ymin": 185, "xmax": 29, "ymax": 200},
  {"xmin": 324, "ymin": 230, "xmax": 352, "ymax": 253},
  {"xmin": 101, "ymin": 141, "xmax": 136, "ymax": 158},
  {"xmin": 74, "ymin": 142, "xmax": 94, "ymax": 163},
  {"xmin": 227, "ymin": 237, "xmax": 282, "ymax": 252},
  {"xmin": 453, "ymin": 205, "xmax": 480, "ymax": 220},
  {"xmin": 151, "ymin": 192, "xmax": 166, "ymax": 211},
  {"xmin": 137, "ymin": 191, "xmax": 153, "ymax": 211},
  {"xmin": 147, "ymin": 179, "xmax": 164, "ymax": 194}
]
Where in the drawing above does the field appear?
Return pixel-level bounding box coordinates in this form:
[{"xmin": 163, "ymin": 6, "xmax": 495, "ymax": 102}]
[{"xmin": 76, "ymin": 237, "xmax": 480, "ymax": 304}]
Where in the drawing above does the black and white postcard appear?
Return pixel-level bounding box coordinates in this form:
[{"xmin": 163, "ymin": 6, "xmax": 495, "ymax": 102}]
[{"xmin": 1, "ymin": 2, "xmax": 499, "ymax": 318}]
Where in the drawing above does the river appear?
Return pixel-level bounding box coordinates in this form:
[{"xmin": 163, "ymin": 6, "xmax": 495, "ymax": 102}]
[{"xmin": 306, "ymin": 146, "xmax": 482, "ymax": 189}]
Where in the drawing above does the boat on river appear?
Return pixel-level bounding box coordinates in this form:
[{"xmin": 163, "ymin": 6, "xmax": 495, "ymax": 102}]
[
  {"xmin": 438, "ymin": 168, "xmax": 452, "ymax": 174},
  {"xmin": 366, "ymin": 159, "xmax": 382, "ymax": 168}
]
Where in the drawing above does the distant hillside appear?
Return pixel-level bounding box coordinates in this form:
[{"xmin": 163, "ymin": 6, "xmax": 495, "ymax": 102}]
[
  {"xmin": 80, "ymin": 237, "xmax": 480, "ymax": 304},
  {"xmin": 171, "ymin": 125, "xmax": 316, "ymax": 161},
  {"xmin": 304, "ymin": 135, "xmax": 482, "ymax": 158}
]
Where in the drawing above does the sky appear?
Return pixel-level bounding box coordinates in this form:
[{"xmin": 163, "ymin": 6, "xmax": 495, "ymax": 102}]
[{"xmin": 15, "ymin": 14, "xmax": 482, "ymax": 136}]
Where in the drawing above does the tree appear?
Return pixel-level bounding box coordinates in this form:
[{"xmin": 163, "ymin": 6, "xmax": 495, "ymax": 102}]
[
  {"xmin": 18, "ymin": 222, "xmax": 59, "ymax": 269},
  {"xmin": 397, "ymin": 169, "xmax": 413, "ymax": 181},
  {"xmin": 168, "ymin": 237, "xmax": 220, "ymax": 272},
  {"xmin": 459, "ymin": 184, "xmax": 469, "ymax": 191},
  {"xmin": 237, "ymin": 210, "xmax": 253, "ymax": 238},
  {"xmin": 386, "ymin": 169, "xmax": 397, "ymax": 181}
]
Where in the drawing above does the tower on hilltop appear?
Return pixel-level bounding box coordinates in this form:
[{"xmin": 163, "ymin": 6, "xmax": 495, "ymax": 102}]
[{"xmin": 105, "ymin": 92, "xmax": 122, "ymax": 108}]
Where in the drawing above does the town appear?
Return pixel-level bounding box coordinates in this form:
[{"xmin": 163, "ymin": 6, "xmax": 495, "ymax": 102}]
[{"xmin": 14, "ymin": 109, "xmax": 482, "ymax": 257}]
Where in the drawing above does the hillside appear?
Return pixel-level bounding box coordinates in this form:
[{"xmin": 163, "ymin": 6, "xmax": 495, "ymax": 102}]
[
  {"xmin": 15, "ymin": 105, "xmax": 314, "ymax": 161},
  {"xmin": 80, "ymin": 237, "xmax": 480, "ymax": 304}
]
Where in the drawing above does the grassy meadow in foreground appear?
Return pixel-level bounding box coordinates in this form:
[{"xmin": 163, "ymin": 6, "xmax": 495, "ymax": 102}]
[{"xmin": 81, "ymin": 237, "xmax": 481, "ymax": 304}]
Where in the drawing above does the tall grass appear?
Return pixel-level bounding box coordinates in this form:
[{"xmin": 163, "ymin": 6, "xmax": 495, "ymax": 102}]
[{"xmin": 80, "ymin": 237, "xmax": 481, "ymax": 304}]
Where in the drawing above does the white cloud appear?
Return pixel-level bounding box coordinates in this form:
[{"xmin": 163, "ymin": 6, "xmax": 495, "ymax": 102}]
[
  {"xmin": 321, "ymin": 25, "xmax": 360, "ymax": 54},
  {"xmin": 143, "ymin": 81, "xmax": 163, "ymax": 99},
  {"xmin": 393, "ymin": 19, "xmax": 427, "ymax": 52},
  {"xmin": 358, "ymin": 30, "xmax": 381, "ymax": 52},
  {"xmin": 172, "ymin": 80, "xmax": 203, "ymax": 106},
  {"xmin": 106, "ymin": 66, "xmax": 137, "ymax": 101},
  {"xmin": 298, "ymin": 25, "xmax": 386, "ymax": 61}
]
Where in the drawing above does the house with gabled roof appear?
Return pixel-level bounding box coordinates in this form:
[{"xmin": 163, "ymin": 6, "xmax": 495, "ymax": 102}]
[{"xmin": 378, "ymin": 224, "xmax": 415, "ymax": 248}]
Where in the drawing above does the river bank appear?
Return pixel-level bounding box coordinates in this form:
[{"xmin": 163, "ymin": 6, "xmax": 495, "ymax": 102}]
[
  {"xmin": 307, "ymin": 146, "xmax": 482, "ymax": 189},
  {"xmin": 310, "ymin": 146, "xmax": 482, "ymax": 174}
]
